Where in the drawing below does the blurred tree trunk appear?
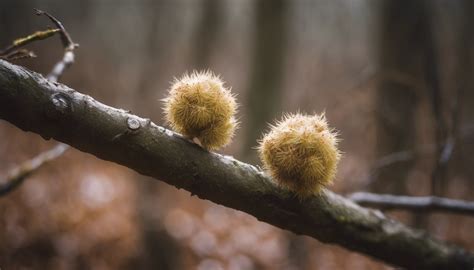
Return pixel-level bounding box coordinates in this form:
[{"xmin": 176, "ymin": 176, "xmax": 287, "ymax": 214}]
[
  {"xmin": 135, "ymin": 2, "xmax": 224, "ymax": 268},
  {"xmin": 444, "ymin": 1, "xmax": 474, "ymax": 193},
  {"xmin": 242, "ymin": 0, "xmax": 287, "ymax": 161},
  {"xmin": 372, "ymin": 1, "xmax": 433, "ymax": 194},
  {"xmin": 287, "ymin": 234, "xmax": 310, "ymax": 270},
  {"xmin": 134, "ymin": 4, "xmax": 182, "ymax": 269},
  {"xmin": 374, "ymin": 0, "xmax": 474, "ymax": 198},
  {"xmin": 241, "ymin": 2, "xmax": 312, "ymax": 268},
  {"xmin": 457, "ymin": 2, "xmax": 474, "ymax": 191},
  {"xmin": 136, "ymin": 181, "xmax": 181, "ymax": 270},
  {"xmin": 191, "ymin": 0, "xmax": 221, "ymax": 70}
]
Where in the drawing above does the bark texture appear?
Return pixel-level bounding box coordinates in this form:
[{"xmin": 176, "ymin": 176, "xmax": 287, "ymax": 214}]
[{"xmin": 0, "ymin": 60, "xmax": 473, "ymax": 269}]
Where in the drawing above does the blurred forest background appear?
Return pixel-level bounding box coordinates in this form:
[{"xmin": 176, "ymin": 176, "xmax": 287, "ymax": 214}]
[{"xmin": 1, "ymin": 0, "xmax": 473, "ymax": 269}]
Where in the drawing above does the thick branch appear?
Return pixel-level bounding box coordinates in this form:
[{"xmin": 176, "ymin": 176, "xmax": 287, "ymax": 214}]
[
  {"xmin": 0, "ymin": 144, "xmax": 69, "ymax": 196},
  {"xmin": 349, "ymin": 192, "xmax": 474, "ymax": 216},
  {"xmin": 0, "ymin": 60, "xmax": 473, "ymax": 269}
]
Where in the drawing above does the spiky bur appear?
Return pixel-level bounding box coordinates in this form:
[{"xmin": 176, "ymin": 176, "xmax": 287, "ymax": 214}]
[
  {"xmin": 163, "ymin": 71, "xmax": 238, "ymax": 150},
  {"xmin": 258, "ymin": 113, "xmax": 341, "ymax": 198}
]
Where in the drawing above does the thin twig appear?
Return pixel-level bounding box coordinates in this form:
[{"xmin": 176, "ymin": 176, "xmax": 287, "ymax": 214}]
[
  {"xmin": 361, "ymin": 124, "xmax": 474, "ymax": 189},
  {"xmin": 0, "ymin": 28, "xmax": 61, "ymax": 61},
  {"xmin": 420, "ymin": 10, "xmax": 447, "ymax": 197},
  {"xmin": 439, "ymin": 85, "xmax": 461, "ymax": 165},
  {"xmin": 432, "ymin": 15, "xmax": 468, "ymax": 188},
  {"xmin": 430, "ymin": 81, "xmax": 461, "ymax": 198},
  {"xmin": 34, "ymin": 8, "xmax": 78, "ymax": 82},
  {"xmin": 2, "ymin": 49, "xmax": 37, "ymax": 61},
  {"xmin": 363, "ymin": 149, "xmax": 426, "ymax": 189},
  {"xmin": 349, "ymin": 192, "xmax": 474, "ymax": 216},
  {"xmin": 0, "ymin": 8, "xmax": 78, "ymax": 81},
  {"xmin": 0, "ymin": 144, "xmax": 69, "ymax": 197},
  {"xmin": 0, "ymin": 10, "xmax": 77, "ymax": 196},
  {"xmin": 0, "ymin": 28, "xmax": 60, "ymax": 56},
  {"xmin": 433, "ymin": 5, "xmax": 473, "ymax": 190}
]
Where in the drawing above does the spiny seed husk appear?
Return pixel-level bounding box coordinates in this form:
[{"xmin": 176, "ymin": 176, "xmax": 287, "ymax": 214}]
[
  {"xmin": 259, "ymin": 113, "xmax": 340, "ymax": 197},
  {"xmin": 163, "ymin": 71, "xmax": 237, "ymax": 150}
]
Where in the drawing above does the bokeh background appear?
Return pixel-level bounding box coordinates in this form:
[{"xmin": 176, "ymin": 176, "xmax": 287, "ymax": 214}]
[{"xmin": 1, "ymin": 0, "xmax": 473, "ymax": 269}]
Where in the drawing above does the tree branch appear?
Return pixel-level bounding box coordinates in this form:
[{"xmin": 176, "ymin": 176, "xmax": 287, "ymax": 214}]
[
  {"xmin": 349, "ymin": 192, "xmax": 474, "ymax": 216},
  {"xmin": 0, "ymin": 10, "xmax": 75, "ymax": 196},
  {"xmin": 0, "ymin": 144, "xmax": 69, "ymax": 196},
  {"xmin": 0, "ymin": 28, "xmax": 61, "ymax": 60},
  {"xmin": 0, "ymin": 60, "xmax": 473, "ymax": 269},
  {"xmin": 34, "ymin": 9, "xmax": 78, "ymax": 82}
]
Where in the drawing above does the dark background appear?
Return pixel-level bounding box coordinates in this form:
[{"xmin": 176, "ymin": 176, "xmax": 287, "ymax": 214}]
[{"xmin": 1, "ymin": 1, "xmax": 473, "ymax": 269}]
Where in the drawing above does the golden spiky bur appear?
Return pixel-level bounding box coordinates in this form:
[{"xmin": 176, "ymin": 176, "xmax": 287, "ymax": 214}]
[
  {"xmin": 163, "ymin": 71, "xmax": 237, "ymax": 150},
  {"xmin": 258, "ymin": 113, "xmax": 340, "ymax": 197}
]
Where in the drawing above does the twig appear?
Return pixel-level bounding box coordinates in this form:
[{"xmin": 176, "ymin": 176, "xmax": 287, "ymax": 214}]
[
  {"xmin": 0, "ymin": 144, "xmax": 69, "ymax": 196},
  {"xmin": 34, "ymin": 9, "xmax": 78, "ymax": 82},
  {"xmin": 2, "ymin": 49, "xmax": 37, "ymax": 61},
  {"xmin": 0, "ymin": 10, "xmax": 77, "ymax": 196},
  {"xmin": 421, "ymin": 12, "xmax": 447, "ymax": 196},
  {"xmin": 0, "ymin": 60, "xmax": 473, "ymax": 269},
  {"xmin": 0, "ymin": 28, "xmax": 60, "ymax": 55},
  {"xmin": 362, "ymin": 124, "xmax": 474, "ymax": 189},
  {"xmin": 349, "ymin": 192, "xmax": 474, "ymax": 216},
  {"xmin": 0, "ymin": 9, "xmax": 78, "ymax": 82},
  {"xmin": 438, "ymin": 84, "xmax": 461, "ymax": 165},
  {"xmin": 362, "ymin": 149, "xmax": 425, "ymax": 189},
  {"xmin": 0, "ymin": 28, "xmax": 60, "ymax": 61},
  {"xmin": 429, "ymin": 82, "xmax": 461, "ymax": 198}
]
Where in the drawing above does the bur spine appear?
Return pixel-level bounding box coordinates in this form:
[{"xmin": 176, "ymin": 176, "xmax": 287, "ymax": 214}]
[
  {"xmin": 258, "ymin": 113, "xmax": 340, "ymax": 197},
  {"xmin": 163, "ymin": 71, "xmax": 237, "ymax": 150}
]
